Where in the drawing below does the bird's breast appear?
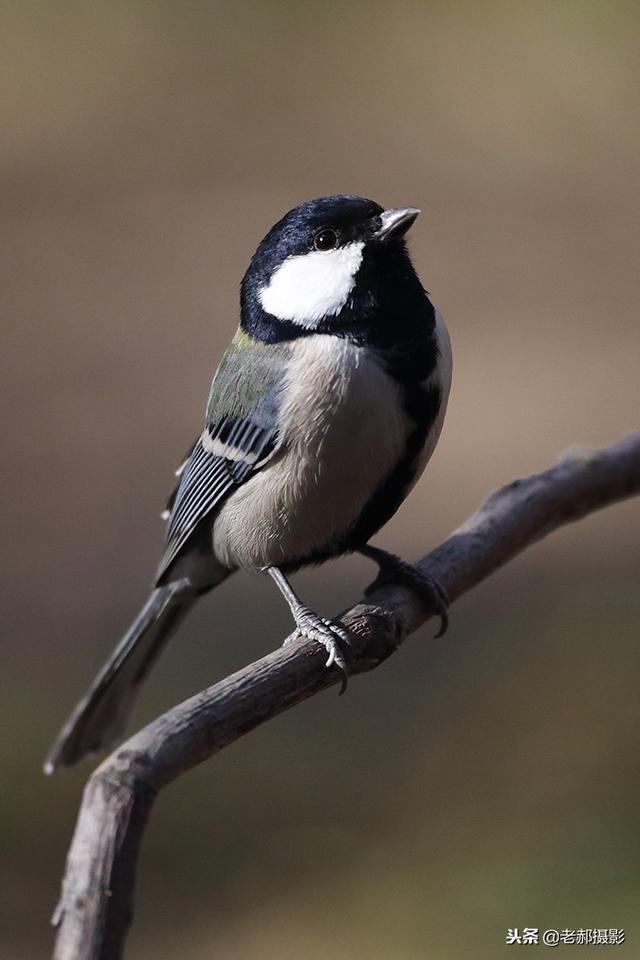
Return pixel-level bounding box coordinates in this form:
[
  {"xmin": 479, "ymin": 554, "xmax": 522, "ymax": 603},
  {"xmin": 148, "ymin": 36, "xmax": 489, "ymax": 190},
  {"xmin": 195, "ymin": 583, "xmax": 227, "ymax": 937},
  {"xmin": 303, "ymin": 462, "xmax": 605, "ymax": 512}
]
[{"xmin": 212, "ymin": 335, "xmax": 411, "ymax": 570}]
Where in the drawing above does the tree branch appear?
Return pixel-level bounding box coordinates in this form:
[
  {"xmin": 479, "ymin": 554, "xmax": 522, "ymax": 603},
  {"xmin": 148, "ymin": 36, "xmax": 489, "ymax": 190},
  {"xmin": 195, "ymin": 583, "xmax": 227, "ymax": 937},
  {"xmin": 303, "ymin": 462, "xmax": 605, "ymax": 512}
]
[{"xmin": 51, "ymin": 433, "xmax": 640, "ymax": 960}]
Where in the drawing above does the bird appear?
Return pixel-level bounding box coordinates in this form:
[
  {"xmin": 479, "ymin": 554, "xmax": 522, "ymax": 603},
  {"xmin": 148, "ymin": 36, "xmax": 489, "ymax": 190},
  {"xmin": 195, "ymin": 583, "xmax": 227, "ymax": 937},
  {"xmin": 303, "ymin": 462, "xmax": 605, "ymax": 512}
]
[{"xmin": 45, "ymin": 194, "xmax": 452, "ymax": 773}]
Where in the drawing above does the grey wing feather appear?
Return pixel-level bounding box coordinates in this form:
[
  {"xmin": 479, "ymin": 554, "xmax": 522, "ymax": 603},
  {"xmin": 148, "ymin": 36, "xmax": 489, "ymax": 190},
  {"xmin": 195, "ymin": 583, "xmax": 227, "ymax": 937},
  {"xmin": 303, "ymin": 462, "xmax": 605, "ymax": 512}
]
[{"xmin": 157, "ymin": 393, "xmax": 282, "ymax": 581}]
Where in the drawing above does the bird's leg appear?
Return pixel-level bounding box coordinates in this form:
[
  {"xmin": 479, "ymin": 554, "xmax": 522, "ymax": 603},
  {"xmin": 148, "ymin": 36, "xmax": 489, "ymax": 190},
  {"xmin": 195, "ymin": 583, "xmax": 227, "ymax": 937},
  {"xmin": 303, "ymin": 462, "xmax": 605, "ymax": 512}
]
[
  {"xmin": 359, "ymin": 544, "xmax": 450, "ymax": 638},
  {"xmin": 266, "ymin": 566, "xmax": 353, "ymax": 694}
]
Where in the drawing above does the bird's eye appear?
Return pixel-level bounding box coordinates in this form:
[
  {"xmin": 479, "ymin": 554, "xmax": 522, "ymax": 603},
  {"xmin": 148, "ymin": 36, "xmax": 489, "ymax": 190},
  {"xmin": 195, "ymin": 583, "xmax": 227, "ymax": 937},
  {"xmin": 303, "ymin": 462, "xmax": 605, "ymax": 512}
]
[{"xmin": 313, "ymin": 228, "xmax": 339, "ymax": 251}]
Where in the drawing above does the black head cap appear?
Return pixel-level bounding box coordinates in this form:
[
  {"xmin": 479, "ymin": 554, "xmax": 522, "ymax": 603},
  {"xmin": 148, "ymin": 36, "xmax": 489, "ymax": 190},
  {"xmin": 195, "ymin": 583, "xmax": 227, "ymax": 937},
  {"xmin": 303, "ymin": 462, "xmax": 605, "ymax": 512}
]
[{"xmin": 240, "ymin": 195, "xmax": 430, "ymax": 346}]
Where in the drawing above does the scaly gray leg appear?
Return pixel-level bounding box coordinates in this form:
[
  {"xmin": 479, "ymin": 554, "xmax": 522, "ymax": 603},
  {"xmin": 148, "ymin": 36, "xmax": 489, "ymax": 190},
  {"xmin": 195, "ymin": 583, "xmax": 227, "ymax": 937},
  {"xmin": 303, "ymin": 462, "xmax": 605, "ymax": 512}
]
[
  {"xmin": 266, "ymin": 566, "xmax": 353, "ymax": 693},
  {"xmin": 359, "ymin": 544, "xmax": 450, "ymax": 638}
]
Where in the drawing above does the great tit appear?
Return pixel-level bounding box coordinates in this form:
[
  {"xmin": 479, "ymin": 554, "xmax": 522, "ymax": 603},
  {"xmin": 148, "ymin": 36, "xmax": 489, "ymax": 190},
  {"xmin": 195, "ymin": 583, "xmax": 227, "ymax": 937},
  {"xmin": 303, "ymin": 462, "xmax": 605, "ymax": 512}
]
[{"xmin": 45, "ymin": 194, "xmax": 452, "ymax": 773}]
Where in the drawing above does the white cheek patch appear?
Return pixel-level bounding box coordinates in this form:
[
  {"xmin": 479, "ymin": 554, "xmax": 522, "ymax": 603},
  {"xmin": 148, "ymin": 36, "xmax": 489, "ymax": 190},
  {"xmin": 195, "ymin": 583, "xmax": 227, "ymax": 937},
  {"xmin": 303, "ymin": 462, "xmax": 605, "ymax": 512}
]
[{"xmin": 258, "ymin": 242, "xmax": 364, "ymax": 327}]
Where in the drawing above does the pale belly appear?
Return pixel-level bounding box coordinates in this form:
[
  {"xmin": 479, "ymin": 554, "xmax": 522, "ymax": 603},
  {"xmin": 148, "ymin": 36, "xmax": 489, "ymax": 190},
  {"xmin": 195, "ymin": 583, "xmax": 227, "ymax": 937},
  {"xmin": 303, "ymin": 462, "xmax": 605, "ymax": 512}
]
[{"xmin": 211, "ymin": 336, "xmax": 412, "ymax": 570}]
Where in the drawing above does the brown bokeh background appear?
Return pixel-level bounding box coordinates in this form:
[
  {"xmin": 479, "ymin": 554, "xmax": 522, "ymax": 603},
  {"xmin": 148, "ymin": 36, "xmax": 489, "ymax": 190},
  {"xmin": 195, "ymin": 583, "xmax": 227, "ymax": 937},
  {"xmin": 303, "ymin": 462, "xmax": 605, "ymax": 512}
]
[{"xmin": 2, "ymin": 4, "xmax": 639, "ymax": 958}]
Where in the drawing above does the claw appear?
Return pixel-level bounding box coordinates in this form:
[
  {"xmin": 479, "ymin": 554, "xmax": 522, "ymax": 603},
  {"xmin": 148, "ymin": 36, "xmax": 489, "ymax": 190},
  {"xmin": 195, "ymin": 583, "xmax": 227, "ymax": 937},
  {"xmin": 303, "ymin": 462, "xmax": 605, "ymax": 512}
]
[
  {"xmin": 322, "ymin": 618, "xmax": 353, "ymax": 648},
  {"xmin": 362, "ymin": 546, "xmax": 450, "ymax": 638},
  {"xmin": 266, "ymin": 567, "xmax": 351, "ymax": 693},
  {"xmin": 429, "ymin": 579, "xmax": 450, "ymax": 637},
  {"xmin": 293, "ymin": 610, "xmax": 352, "ymax": 693}
]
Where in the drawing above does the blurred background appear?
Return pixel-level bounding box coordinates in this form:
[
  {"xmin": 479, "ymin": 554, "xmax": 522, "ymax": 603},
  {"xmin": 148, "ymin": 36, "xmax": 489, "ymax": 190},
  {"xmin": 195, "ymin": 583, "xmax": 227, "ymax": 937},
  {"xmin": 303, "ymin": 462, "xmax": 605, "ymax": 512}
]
[{"xmin": 2, "ymin": 2, "xmax": 639, "ymax": 958}]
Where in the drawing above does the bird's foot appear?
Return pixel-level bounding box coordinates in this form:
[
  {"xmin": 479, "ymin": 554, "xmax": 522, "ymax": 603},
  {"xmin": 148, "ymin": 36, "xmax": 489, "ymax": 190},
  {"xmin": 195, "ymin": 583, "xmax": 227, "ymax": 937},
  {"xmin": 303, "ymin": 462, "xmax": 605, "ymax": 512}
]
[
  {"xmin": 289, "ymin": 606, "xmax": 353, "ymax": 694},
  {"xmin": 361, "ymin": 545, "xmax": 450, "ymax": 638}
]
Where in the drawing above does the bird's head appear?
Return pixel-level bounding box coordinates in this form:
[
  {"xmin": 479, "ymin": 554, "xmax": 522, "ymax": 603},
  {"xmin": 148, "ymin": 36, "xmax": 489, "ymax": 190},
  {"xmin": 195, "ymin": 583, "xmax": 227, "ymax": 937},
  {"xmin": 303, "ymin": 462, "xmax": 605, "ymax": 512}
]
[{"xmin": 240, "ymin": 195, "xmax": 428, "ymax": 345}]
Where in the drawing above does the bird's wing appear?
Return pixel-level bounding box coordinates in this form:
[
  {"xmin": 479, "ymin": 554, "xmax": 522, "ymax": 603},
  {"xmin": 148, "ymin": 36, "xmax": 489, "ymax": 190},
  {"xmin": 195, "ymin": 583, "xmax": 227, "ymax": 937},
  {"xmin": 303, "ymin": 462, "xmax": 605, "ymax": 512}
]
[{"xmin": 157, "ymin": 332, "xmax": 288, "ymax": 580}]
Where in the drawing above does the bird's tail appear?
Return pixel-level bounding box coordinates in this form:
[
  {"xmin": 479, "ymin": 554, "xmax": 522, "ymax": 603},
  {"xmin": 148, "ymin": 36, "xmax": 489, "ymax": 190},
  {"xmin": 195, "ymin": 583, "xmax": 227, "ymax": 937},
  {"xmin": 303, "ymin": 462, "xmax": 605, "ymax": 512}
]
[{"xmin": 45, "ymin": 579, "xmax": 199, "ymax": 773}]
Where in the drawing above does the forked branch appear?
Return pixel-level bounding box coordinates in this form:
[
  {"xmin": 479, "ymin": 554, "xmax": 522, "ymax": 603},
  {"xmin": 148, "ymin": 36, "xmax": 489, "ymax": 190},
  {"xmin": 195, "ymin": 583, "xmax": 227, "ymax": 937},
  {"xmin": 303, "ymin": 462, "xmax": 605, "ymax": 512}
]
[{"xmin": 51, "ymin": 433, "xmax": 640, "ymax": 960}]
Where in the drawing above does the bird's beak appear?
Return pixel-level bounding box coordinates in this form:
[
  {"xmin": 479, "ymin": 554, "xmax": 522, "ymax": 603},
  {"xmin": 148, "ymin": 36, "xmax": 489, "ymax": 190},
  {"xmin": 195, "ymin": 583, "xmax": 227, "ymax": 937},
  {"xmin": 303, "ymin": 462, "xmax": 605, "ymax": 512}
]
[{"xmin": 374, "ymin": 207, "xmax": 421, "ymax": 241}]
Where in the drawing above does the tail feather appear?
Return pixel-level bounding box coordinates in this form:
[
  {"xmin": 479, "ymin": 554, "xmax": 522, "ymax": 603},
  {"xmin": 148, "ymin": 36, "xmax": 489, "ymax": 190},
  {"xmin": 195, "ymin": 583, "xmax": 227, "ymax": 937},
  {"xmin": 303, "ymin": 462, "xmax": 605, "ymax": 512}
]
[{"xmin": 44, "ymin": 579, "xmax": 196, "ymax": 773}]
